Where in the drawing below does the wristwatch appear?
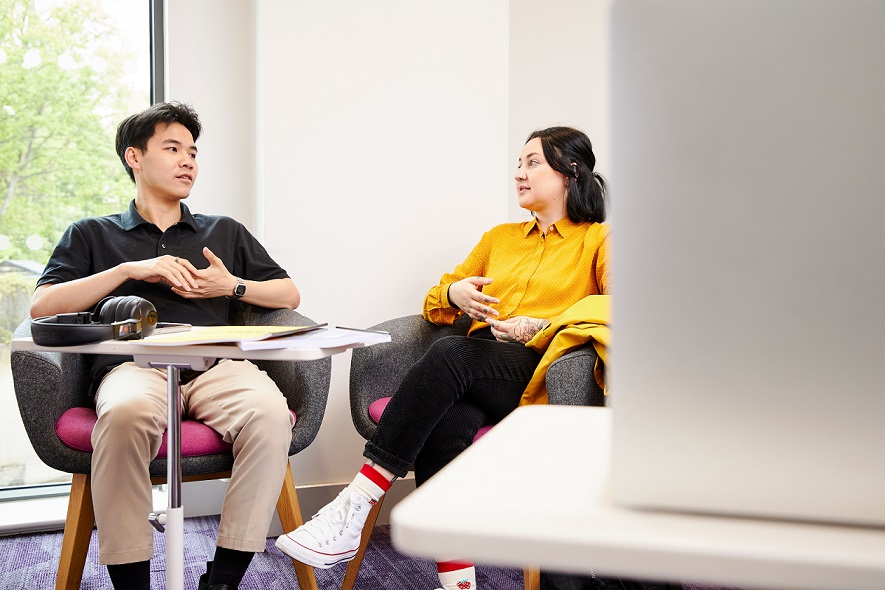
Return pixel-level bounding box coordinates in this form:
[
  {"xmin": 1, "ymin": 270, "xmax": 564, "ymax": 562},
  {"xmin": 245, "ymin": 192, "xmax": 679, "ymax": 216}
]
[{"xmin": 228, "ymin": 277, "xmax": 246, "ymax": 300}]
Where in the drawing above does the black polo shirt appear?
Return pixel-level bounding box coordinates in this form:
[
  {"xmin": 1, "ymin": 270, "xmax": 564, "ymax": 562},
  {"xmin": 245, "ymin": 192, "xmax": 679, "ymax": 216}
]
[{"xmin": 37, "ymin": 200, "xmax": 291, "ymax": 384}]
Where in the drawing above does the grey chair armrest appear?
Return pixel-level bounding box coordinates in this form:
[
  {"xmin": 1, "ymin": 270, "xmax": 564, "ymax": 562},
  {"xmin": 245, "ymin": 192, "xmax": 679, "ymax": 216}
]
[
  {"xmin": 546, "ymin": 344, "xmax": 605, "ymax": 407},
  {"xmin": 349, "ymin": 314, "xmax": 472, "ymax": 440},
  {"xmin": 229, "ymin": 303, "xmax": 331, "ymax": 454},
  {"xmin": 11, "ymin": 319, "xmax": 94, "ymax": 473}
]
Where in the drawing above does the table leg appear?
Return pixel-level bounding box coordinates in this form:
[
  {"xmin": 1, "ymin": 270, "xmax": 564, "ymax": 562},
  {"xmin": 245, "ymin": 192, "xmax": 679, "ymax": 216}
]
[
  {"xmin": 166, "ymin": 365, "xmax": 183, "ymax": 590},
  {"xmin": 143, "ymin": 358, "xmax": 215, "ymax": 589}
]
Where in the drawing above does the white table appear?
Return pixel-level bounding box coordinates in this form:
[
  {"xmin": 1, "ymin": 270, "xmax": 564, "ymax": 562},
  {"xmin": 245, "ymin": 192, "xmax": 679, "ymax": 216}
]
[
  {"xmin": 12, "ymin": 333, "xmax": 359, "ymax": 590},
  {"xmin": 390, "ymin": 405, "xmax": 885, "ymax": 590}
]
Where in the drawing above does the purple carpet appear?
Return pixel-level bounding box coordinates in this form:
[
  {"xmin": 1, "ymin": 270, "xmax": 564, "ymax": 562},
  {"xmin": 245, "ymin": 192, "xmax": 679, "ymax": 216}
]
[
  {"xmin": 0, "ymin": 516, "xmax": 524, "ymax": 589},
  {"xmin": 0, "ymin": 516, "xmax": 740, "ymax": 589}
]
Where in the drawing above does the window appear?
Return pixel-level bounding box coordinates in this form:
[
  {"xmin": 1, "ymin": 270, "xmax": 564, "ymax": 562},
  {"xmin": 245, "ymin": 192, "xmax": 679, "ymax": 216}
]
[{"xmin": 0, "ymin": 0, "xmax": 152, "ymax": 496}]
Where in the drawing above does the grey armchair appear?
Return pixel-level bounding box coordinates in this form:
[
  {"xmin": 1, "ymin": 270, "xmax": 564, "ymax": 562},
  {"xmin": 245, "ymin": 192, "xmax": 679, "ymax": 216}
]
[
  {"xmin": 343, "ymin": 314, "xmax": 605, "ymax": 590},
  {"xmin": 11, "ymin": 304, "xmax": 331, "ymax": 590}
]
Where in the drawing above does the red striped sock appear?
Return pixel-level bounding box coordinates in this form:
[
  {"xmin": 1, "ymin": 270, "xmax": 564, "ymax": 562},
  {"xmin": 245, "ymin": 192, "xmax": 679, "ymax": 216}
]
[
  {"xmin": 437, "ymin": 561, "xmax": 476, "ymax": 590},
  {"xmin": 350, "ymin": 463, "xmax": 393, "ymax": 501}
]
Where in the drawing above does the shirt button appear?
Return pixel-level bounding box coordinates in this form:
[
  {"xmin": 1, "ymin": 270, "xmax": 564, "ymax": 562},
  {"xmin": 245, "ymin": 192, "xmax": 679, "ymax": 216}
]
[{"xmin": 161, "ymin": 244, "xmax": 167, "ymax": 249}]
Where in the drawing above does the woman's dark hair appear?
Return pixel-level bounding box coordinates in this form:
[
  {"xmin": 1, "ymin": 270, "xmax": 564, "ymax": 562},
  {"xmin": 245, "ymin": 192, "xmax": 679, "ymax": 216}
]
[
  {"xmin": 526, "ymin": 126, "xmax": 607, "ymax": 223},
  {"xmin": 115, "ymin": 101, "xmax": 202, "ymax": 183}
]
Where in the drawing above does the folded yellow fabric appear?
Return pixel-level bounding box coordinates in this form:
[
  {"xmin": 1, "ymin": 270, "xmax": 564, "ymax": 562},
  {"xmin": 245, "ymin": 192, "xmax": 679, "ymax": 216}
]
[{"xmin": 520, "ymin": 294, "xmax": 610, "ymax": 406}]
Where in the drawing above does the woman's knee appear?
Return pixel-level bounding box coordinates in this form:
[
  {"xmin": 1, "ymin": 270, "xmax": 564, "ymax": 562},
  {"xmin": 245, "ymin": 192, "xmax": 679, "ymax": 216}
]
[
  {"xmin": 421, "ymin": 335, "xmax": 484, "ymax": 374},
  {"xmin": 427, "ymin": 335, "xmax": 472, "ymax": 357}
]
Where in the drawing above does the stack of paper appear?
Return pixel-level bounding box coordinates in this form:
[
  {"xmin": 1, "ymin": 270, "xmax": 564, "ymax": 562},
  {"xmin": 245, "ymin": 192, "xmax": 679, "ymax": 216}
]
[
  {"xmin": 140, "ymin": 324, "xmax": 326, "ymax": 346},
  {"xmin": 236, "ymin": 326, "xmax": 390, "ymax": 350}
]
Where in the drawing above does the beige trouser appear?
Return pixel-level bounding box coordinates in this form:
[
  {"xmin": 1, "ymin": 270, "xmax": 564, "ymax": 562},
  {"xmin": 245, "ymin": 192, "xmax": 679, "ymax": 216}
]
[{"xmin": 91, "ymin": 359, "xmax": 294, "ymax": 565}]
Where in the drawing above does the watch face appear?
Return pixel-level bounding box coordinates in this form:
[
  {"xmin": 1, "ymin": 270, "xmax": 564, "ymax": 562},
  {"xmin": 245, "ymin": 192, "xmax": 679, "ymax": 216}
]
[{"xmin": 235, "ymin": 281, "xmax": 246, "ymax": 297}]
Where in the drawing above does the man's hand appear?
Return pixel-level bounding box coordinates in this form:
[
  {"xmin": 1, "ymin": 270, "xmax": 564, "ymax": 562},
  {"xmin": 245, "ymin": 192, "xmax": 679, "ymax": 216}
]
[
  {"xmin": 123, "ymin": 255, "xmax": 200, "ymax": 291},
  {"xmin": 447, "ymin": 276, "xmax": 501, "ymax": 322},
  {"xmin": 488, "ymin": 316, "xmax": 550, "ymax": 344},
  {"xmin": 171, "ymin": 247, "xmax": 237, "ymax": 299},
  {"xmin": 29, "ymin": 248, "xmax": 237, "ymax": 317}
]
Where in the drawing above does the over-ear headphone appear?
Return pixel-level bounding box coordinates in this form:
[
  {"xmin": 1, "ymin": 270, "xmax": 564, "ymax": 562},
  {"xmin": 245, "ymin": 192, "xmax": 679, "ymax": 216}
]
[{"xmin": 31, "ymin": 295, "xmax": 158, "ymax": 347}]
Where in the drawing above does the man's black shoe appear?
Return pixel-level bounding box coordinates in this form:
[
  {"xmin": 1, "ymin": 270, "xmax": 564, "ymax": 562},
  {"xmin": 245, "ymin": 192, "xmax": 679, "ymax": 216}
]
[
  {"xmin": 199, "ymin": 574, "xmax": 237, "ymax": 590},
  {"xmin": 197, "ymin": 561, "xmax": 238, "ymax": 590},
  {"xmin": 196, "ymin": 573, "xmax": 236, "ymax": 590}
]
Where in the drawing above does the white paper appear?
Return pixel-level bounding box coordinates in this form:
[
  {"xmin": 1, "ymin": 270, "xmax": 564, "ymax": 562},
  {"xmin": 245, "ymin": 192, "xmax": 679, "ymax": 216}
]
[{"xmin": 236, "ymin": 327, "xmax": 391, "ymax": 350}]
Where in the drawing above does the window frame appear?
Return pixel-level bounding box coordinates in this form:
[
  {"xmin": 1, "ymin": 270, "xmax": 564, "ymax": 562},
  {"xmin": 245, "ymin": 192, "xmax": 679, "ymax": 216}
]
[{"xmin": 0, "ymin": 0, "xmax": 164, "ymax": 514}]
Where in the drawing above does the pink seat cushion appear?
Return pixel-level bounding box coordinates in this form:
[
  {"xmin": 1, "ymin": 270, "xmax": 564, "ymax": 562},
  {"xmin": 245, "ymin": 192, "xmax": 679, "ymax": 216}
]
[
  {"xmin": 55, "ymin": 406, "xmax": 296, "ymax": 458},
  {"xmin": 367, "ymin": 397, "xmax": 391, "ymax": 424},
  {"xmin": 473, "ymin": 425, "xmax": 494, "ymax": 441},
  {"xmin": 368, "ymin": 396, "xmax": 493, "ymax": 443}
]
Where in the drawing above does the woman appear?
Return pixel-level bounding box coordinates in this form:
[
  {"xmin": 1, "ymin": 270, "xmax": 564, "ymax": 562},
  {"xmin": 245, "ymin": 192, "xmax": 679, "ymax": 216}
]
[{"xmin": 276, "ymin": 126, "xmax": 609, "ymax": 590}]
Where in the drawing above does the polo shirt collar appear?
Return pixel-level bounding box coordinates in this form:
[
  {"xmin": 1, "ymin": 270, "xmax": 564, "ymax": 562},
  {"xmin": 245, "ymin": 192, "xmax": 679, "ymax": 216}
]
[
  {"xmin": 121, "ymin": 199, "xmax": 197, "ymax": 231},
  {"xmin": 177, "ymin": 203, "xmax": 197, "ymax": 229}
]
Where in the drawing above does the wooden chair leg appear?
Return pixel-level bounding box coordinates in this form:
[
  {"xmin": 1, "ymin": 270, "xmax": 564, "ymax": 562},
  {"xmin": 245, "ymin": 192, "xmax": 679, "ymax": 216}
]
[
  {"xmin": 56, "ymin": 473, "xmax": 95, "ymax": 590},
  {"xmin": 340, "ymin": 493, "xmax": 386, "ymax": 590},
  {"xmin": 276, "ymin": 464, "xmax": 319, "ymax": 590},
  {"xmin": 523, "ymin": 566, "xmax": 541, "ymax": 590}
]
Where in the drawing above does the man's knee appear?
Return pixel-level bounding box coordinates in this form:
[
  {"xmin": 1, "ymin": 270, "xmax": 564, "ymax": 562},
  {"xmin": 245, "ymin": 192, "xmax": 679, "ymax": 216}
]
[
  {"xmin": 96, "ymin": 395, "xmax": 163, "ymax": 434},
  {"xmin": 242, "ymin": 392, "xmax": 294, "ymax": 447},
  {"xmin": 92, "ymin": 395, "xmax": 165, "ymax": 466}
]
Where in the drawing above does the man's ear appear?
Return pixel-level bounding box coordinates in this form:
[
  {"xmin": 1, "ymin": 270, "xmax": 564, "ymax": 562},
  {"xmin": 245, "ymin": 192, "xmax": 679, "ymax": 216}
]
[{"xmin": 125, "ymin": 146, "xmax": 142, "ymax": 173}]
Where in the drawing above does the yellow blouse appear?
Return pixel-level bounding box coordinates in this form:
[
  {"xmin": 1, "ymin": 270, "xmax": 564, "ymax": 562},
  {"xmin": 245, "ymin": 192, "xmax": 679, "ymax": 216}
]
[{"xmin": 423, "ymin": 217, "xmax": 609, "ymax": 332}]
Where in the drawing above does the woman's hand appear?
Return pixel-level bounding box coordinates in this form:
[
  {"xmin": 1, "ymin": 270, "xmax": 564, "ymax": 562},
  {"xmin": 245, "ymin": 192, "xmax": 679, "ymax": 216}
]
[
  {"xmin": 448, "ymin": 276, "xmax": 501, "ymax": 322},
  {"xmin": 489, "ymin": 316, "xmax": 550, "ymax": 343}
]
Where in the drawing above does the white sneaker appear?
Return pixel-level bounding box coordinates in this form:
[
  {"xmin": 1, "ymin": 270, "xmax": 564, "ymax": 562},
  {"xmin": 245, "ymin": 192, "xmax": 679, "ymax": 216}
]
[{"xmin": 275, "ymin": 487, "xmax": 374, "ymax": 568}]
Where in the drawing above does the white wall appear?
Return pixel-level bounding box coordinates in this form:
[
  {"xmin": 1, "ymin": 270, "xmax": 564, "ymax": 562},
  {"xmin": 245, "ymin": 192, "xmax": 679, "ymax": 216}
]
[
  {"xmin": 508, "ymin": 0, "xmax": 613, "ymax": 222},
  {"xmin": 164, "ymin": 0, "xmax": 607, "ymax": 509},
  {"xmin": 256, "ymin": 0, "xmax": 510, "ymax": 487},
  {"xmin": 167, "ymin": 1, "xmax": 256, "ymax": 227}
]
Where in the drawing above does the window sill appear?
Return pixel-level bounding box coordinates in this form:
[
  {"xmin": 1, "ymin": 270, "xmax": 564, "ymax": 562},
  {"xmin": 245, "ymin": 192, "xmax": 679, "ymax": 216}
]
[
  {"xmin": 0, "ymin": 488, "xmax": 169, "ymax": 536},
  {"xmin": 0, "ymin": 494, "xmax": 68, "ymax": 535}
]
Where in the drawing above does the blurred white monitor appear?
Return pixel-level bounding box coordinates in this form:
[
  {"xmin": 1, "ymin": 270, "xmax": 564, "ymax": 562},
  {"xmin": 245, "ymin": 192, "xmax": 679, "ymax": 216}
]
[{"xmin": 608, "ymin": 0, "xmax": 885, "ymax": 527}]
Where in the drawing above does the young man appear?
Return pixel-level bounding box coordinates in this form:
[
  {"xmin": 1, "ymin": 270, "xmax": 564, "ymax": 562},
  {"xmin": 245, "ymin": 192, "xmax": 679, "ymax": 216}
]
[{"xmin": 31, "ymin": 102, "xmax": 300, "ymax": 590}]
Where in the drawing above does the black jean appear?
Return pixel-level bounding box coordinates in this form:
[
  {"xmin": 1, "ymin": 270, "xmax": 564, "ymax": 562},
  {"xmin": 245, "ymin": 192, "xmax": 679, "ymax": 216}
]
[
  {"xmin": 363, "ymin": 331, "xmax": 542, "ymax": 485},
  {"xmin": 540, "ymin": 571, "xmax": 682, "ymax": 590}
]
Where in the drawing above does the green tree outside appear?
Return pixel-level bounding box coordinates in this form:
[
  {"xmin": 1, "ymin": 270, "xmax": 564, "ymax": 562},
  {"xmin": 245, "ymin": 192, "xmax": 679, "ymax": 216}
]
[
  {"xmin": 0, "ymin": 0, "xmax": 143, "ymax": 264},
  {"xmin": 1, "ymin": 0, "xmax": 149, "ymax": 489},
  {"xmin": 0, "ymin": 0, "xmax": 147, "ymax": 338}
]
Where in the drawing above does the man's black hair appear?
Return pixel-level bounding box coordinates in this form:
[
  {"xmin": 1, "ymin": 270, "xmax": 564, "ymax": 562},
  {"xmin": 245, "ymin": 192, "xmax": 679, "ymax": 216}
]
[{"xmin": 115, "ymin": 101, "xmax": 202, "ymax": 183}]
